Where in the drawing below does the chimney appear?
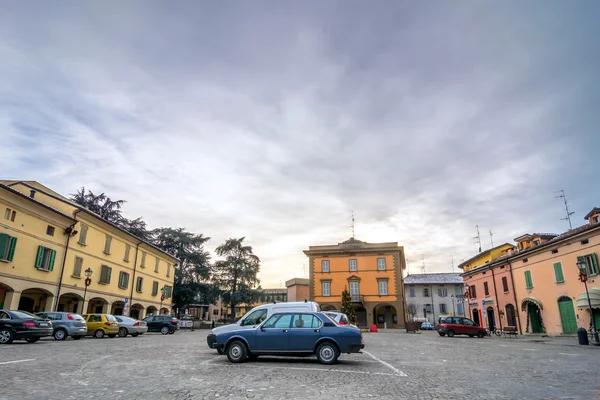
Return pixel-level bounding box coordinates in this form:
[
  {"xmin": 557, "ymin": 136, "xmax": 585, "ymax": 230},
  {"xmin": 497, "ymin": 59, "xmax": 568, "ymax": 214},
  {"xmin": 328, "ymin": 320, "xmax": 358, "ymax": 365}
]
[{"xmin": 29, "ymin": 189, "xmax": 36, "ymax": 199}]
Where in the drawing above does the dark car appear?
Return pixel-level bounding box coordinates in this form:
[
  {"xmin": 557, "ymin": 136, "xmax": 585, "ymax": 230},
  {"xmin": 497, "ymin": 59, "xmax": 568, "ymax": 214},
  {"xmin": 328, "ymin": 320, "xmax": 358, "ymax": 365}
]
[
  {"xmin": 437, "ymin": 317, "xmax": 486, "ymax": 338},
  {"xmin": 210, "ymin": 311, "xmax": 364, "ymax": 365},
  {"xmin": 35, "ymin": 312, "xmax": 87, "ymax": 340},
  {"xmin": 0, "ymin": 310, "xmax": 53, "ymax": 344},
  {"xmin": 143, "ymin": 315, "xmax": 178, "ymax": 335}
]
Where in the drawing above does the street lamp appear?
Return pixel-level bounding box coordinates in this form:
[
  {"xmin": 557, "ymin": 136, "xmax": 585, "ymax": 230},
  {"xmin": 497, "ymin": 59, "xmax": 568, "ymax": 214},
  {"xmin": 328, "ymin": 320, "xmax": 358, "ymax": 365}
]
[
  {"xmin": 81, "ymin": 268, "xmax": 93, "ymax": 314},
  {"xmin": 577, "ymin": 259, "xmax": 600, "ymax": 345},
  {"xmin": 159, "ymin": 286, "xmax": 166, "ymax": 315},
  {"xmin": 451, "ymin": 295, "xmax": 456, "ymax": 316}
]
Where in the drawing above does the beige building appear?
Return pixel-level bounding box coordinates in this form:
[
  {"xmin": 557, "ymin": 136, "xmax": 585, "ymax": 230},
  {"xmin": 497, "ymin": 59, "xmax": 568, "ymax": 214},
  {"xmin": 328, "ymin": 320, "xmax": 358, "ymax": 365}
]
[{"xmin": 286, "ymin": 278, "xmax": 309, "ymax": 302}]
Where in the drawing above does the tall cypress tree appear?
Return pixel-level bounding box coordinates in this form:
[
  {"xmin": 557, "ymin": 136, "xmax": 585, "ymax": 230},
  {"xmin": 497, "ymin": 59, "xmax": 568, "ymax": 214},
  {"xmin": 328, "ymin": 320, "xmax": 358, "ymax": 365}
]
[{"xmin": 340, "ymin": 286, "xmax": 356, "ymax": 324}]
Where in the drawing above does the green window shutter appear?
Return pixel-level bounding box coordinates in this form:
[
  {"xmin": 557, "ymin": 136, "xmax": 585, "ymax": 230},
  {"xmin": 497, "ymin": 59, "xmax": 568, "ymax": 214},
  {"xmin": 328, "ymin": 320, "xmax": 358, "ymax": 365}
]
[
  {"xmin": 107, "ymin": 267, "xmax": 112, "ymax": 283},
  {"xmin": 525, "ymin": 271, "xmax": 533, "ymax": 289},
  {"xmin": 35, "ymin": 246, "xmax": 44, "ymax": 269},
  {"xmin": 0, "ymin": 234, "xmax": 9, "ymax": 259},
  {"xmin": 553, "ymin": 263, "xmax": 564, "ymax": 283},
  {"xmin": 7, "ymin": 237, "xmax": 17, "ymax": 261},
  {"xmin": 592, "ymin": 254, "xmax": 599, "ymax": 275},
  {"xmin": 49, "ymin": 250, "xmax": 57, "ymax": 271}
]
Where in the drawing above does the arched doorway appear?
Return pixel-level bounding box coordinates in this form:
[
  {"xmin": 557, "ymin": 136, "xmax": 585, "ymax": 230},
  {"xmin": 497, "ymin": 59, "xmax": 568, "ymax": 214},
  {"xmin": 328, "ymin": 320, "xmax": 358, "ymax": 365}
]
[
  {"xmin": 87, "ymin": 297, "xmax": 109, "ymax": 314},
  {"xmin": 146, "ymin": 306, "xmax": 157, "ymax": 316},
  {"xmin": 522, "ymin": 298, "xmax": 544, "ymax": 333},
  {"xmin": 111, "ymin": 301, "xmax": 125, "ymax": 316},
  {"xmin": 130, "ymin": 303, "xmax": 144, "ymax": 319},
  {"xmin": 160, "ymin": 307, "xmax": 170, "ymax": 315},
  {"xmin": 373, "ymin": 304, "xmax": 398, "ymax": 329},
  {"xmin": 320, "ymin": 304, "xmax": 337, "ymax": 312},
  {"xmin": 505, "ymin": 304, "xmax": 517, "ymax": 327},
  {"xmin": 353, "ymin": 306, "xmax": 367, "ymax": 327},
  {"xmin": 58, "ymin": 292, "xmax": 83, "ymax": 314},
  {"xmin": 558, "ymin": 296, "xmax": 577, "ymax": 334},
  {"xmin": 472, "ymin": 308, "xmax": 480, "ymax": 326},
  {"xmin": 19, "ymin": 288, "xmax": 53, "ymax": 312},
  {"xmin": 0, "ymin": 282, "xmax": 14, "ymax": 309},
  {"xmin": 486, "ymin": 307, "xmax": 496, "ymax": 331}
]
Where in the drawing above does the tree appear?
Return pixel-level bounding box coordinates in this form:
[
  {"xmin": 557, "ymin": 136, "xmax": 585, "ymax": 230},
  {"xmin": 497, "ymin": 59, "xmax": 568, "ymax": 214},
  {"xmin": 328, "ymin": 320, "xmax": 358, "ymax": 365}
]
[
  {"xmin": 406, "ymin": 303, "xmax": 418, "ymax": 322},
  {"xmin": 340, "ymin": 286, "xmax": 357, "ymax": 324},
  {"xmin": 212, "ymin": 237, "xmax": 261, "ymax": 319}
]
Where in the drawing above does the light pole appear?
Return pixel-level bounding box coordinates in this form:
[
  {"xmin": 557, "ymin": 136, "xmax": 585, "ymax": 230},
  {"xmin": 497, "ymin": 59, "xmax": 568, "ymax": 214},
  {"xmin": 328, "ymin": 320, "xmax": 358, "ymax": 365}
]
[
  {"xmin": 577, "ymin": 259, "xmax": 600, "ymax": 345},
  {"xmin": 159, "ymin": 286, "xmax": 166, "ymax": 314},
  {"xmin": 451, "ymin": 295, "xmax": 456, "ymax": 316},
  {"xmin": 81, "ymin": 268, "xmax": 93, "ymax": 314}
]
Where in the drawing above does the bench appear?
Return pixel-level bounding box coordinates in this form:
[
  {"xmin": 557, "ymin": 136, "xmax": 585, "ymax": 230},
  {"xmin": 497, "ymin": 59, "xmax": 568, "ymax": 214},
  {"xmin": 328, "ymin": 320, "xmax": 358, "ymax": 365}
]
[{"xmin": 502, "ymin": 326, "xmax": 518, "ymax": 338}]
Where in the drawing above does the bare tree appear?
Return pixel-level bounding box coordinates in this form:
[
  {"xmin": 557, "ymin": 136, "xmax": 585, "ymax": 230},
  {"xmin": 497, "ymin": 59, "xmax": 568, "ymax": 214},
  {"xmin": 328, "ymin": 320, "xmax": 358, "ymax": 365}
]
[{"xmin": 406, "ymin": 303, "xmax": 418, "ymax": 321}]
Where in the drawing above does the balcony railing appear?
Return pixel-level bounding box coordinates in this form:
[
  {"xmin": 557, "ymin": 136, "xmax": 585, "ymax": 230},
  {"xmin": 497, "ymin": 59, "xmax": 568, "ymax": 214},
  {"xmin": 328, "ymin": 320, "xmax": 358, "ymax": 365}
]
[{"xmin": 350, "ymin": 294, "xmax": 364, "ymax": 303}]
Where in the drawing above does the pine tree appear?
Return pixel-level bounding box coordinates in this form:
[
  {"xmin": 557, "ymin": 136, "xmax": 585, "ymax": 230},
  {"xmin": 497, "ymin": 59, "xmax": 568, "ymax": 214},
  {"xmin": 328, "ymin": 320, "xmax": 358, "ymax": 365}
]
[{"xmin": 340, "ymin": 286, "xmax": 357, "ymax": 324}]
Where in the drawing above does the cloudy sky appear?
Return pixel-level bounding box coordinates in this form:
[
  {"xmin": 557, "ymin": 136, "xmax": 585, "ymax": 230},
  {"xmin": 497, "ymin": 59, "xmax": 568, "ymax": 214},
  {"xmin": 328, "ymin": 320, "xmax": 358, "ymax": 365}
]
[{"xmin": 1, "ymin": 2, "xmax": 599, "ymax": 286}]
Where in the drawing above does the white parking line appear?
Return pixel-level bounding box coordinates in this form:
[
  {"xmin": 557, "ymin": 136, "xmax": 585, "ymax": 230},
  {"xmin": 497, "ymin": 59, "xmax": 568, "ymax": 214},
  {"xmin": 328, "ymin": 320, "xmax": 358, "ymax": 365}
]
[
  {"xmin": 362, "ymin": 351, "xmax": 407, "ymax": 377},
  {"xmin": 201, "ymin": 356, "xmax": 221, "ymax": 364},
  {"xmin": 204, "ymin": 363, "xmax": 400, "ymax": 377},
  {"xmin": 0, "ymin": 359, "xmax": 36, "ymax": 365}
]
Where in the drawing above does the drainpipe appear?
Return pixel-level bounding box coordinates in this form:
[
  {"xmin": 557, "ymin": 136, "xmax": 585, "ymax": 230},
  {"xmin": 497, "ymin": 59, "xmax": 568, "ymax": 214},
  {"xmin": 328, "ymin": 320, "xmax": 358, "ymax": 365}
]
[
  {"xmin": 431, "ymin": 285, "xmax": 436, "ymax": 327},
  {"xmin": 491, "ymin": 267, "xmax": 503, "ymax": 330},
  {"xmin": 508, "ymin": 260, "xmax": 522, "ymax": 334},
  {"xmin": 54, "ymin": 209, "xmax": 81, "ymax": 311},
  {"xmin": 128, "ymin": 241, "xmax": 143, "ymax": 317}
]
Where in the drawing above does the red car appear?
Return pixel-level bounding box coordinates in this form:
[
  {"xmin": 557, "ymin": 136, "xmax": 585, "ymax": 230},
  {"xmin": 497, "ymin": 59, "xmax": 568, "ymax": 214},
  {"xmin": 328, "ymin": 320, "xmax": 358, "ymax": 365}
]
[{"xmin": 437, "ymin": 317, "xmax": 486, "ymax": 338}]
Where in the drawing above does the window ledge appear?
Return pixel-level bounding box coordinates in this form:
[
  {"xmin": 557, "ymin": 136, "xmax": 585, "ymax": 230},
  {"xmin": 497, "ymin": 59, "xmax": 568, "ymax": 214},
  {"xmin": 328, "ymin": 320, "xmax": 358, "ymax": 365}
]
[
  {"xmin": 555, "ymin": 281, "xmax": 565, "ymax": 285},
  {"xmin": 71, "ymin": 275, "xmax": 81, "ymax": 279},
  {"xmin": 504, "ymin": 291, "xmax": 510, "ymax": 294},
  {"xmin": 0, "ymin": 259, "xmax": 9, "ymax": 263},
  {"xmin": 136, "ymin": 290, "xmax": 143, "ymax": 293},
  {"xmin": 98, "ymin": 281, "xmax": 109, "ymax": 285},
  {"xmin": 118, "ymin": 286, "xmax": 128, "ymax": 290},
  {"xmin": 77, "ymin": 242, "xmax": 87, "ymax": 246},
  {"xmin": 36, "ymin": 268, "xmax": 51, "ymax": 272}
]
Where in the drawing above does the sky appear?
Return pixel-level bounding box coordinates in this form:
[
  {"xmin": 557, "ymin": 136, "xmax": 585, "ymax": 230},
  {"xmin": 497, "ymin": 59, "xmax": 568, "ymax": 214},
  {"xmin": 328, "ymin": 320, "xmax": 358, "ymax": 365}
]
[{"xmin": 1, "ymin": 2, "xmax": 599, "ymax": 287}]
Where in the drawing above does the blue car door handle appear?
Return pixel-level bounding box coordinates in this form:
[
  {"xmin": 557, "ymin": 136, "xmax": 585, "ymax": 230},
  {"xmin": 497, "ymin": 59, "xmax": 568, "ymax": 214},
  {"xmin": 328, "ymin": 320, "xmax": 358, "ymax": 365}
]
[
  {"xmin": 314, "ymin": 329, "xmax": 320, "ymax": 333},
  {"xmin": 283, "ymin": 329, "xmax": 288, "ymax": 333}
]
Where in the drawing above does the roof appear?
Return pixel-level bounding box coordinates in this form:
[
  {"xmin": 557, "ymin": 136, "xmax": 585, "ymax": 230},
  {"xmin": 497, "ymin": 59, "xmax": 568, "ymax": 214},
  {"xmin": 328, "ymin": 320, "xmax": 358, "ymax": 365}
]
[
  {"xmin": 3, "ymin": 180, "xmax": 179, "ymax": 263},
  {"xmin": 585, "ymin": 207, "xmax": 600, "ymax": 219},
  {"xmin": 514, "ymin": 233, "xmax": 558, "ymax": 241},
  {"xmin": 403, "ymin": 273, "xmax": 464, "ymax": 285},
  {"xmin": 457, "ymin": 243, "xmax": 515, "ymax": 269},
  {"xmin": 462, "ymin": 221, "xmax": 600, "ymax": 277},
  {"xmin": 0, "ymin": 184, "xmax": 76, "ymax": 222},
  {"xmin": 285, "ymin": 278, "xmax": 309, "ymax": 287},
  {"xmin": 303, "ymin": 237, "xmax": 402, "ymax": 255}
]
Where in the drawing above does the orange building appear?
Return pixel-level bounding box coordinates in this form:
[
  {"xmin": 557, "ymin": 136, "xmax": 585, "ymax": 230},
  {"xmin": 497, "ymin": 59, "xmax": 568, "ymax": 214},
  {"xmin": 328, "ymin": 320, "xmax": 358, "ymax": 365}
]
[{"xmin": 304, "ymin": 237, "xmax": 406, "ymax": 329}]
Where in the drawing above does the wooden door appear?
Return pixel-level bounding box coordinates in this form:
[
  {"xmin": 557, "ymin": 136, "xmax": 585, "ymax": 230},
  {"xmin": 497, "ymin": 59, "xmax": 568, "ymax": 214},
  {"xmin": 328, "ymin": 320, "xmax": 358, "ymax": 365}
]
[{"xmin": 558, "ymin": 298, "xmax": 577, "ymax": 334}]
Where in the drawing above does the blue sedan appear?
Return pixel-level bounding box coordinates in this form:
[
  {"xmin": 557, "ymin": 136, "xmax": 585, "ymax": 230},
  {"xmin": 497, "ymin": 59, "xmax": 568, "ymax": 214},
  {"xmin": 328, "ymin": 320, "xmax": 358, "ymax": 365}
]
[{"xmin": 209, "ymin": 311, "xmax": 364, "ymax": 364}]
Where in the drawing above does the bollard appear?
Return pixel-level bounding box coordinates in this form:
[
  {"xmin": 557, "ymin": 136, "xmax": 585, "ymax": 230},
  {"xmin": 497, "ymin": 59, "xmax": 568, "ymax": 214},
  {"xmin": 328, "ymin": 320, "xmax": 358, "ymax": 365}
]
[{"xmin": 577, "ymin": 327, "xmax": 589, "ymax": 346}]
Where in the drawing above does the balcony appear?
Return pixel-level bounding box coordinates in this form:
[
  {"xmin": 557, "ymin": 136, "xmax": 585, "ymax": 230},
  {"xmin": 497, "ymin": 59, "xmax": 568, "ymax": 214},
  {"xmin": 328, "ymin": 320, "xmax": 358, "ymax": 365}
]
[{"xmin": 351, "ymin": 294, "xmax": 364, "ymax": 303}]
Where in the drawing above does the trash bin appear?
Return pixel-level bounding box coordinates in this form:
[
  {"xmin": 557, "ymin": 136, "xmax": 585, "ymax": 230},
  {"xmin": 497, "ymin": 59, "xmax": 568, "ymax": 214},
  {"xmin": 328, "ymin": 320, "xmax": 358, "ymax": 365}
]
[{"xmin": 578, "ymin": 327, "xmax": 589, "ymax": 345}]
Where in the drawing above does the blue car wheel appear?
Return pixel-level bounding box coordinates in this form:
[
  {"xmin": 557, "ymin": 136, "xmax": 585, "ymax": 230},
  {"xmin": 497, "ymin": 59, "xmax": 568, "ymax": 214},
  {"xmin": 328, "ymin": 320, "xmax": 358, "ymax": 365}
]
[
  {"xmin": 227, "ymin": 340, "xmax": 247, "ymax": 363},
  {"xmin": 316, "ymin": 342, "xmax": 339, "ymax": 365}
]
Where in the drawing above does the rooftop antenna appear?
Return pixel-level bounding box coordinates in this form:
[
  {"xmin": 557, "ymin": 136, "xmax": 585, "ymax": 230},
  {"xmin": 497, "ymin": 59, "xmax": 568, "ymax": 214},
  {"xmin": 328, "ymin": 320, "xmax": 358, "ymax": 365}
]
[
  {"xmin": 474, "ymin": 225, "xmax": 482, "ymax": 253},
  {"xmin": 421, "ymin": 254, "xmax": 426, "ymax": 274},
  {"xmin": 351, "ymin": 210, "xmax": 355, "ymax": 238},
  {"xmin": 555, "ymin": 190, "xmax": 574, "ymax": 230},
  {"xmin": 489, "ymin": 230, "xmax": 494, "ymax": 248},
  {"xmin": 303, "ymin": 263, "xmax": 307, "ymax": 278},
  {"xmin": 451, "ymin": 255, "xmax": 455, "ymax": 273}
]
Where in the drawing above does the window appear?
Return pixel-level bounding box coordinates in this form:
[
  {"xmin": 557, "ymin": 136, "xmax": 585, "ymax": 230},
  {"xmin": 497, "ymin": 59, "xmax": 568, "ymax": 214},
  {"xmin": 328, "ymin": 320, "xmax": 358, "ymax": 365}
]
[
  {"xmin": 292, "ymin": 314, "xmax": 321, "ymax": 328},
  {"xmin": 522, "ymin": 258, "xmax": 528, "ymax": 263},
  {"xmin": 455, "ymin": 287, "xmax": 461, "ymax": 296},
  {"xmin": 241, "ymin": 309, "xmax": 268, "ymax": 326},
  {"xmin": 595, "ymin": 216, "xmax": 600, "ymax": 224},
  {"xmin": 212, "ymin": 309, "xmax": 219, "ymax": 315},
  {"xmin": 321, "ymin": 260, "xmax": 330, "ymax": 272},
  {"xmin": 104, "ymin": 235, "xmax": 112, "ymax": 254},
  {"xmin": 322, "ymin": 282, "xmax": 331, "ymax": 296},
  {"xmin": 553, "ymin": 262, "xmax": 565, "ymax": 283},
  {"xmin": 424, "ymin": 304, "xmax": 432, "ymax": 313},
  {"xmin": 457, "ymin": 303, "xmax": 464, "ymax": 315},
  {"xmin": 437, "ymin": 288, "xmax": 448, "ymax": 297},
  {"xmin": 155, "ymin": 257, "xmax": 159, "ymax": 273},
  {"xmin": 167, "ymin": 264, "xmax": 171, "ymax": 278},
  {"xmin": 141, "ymin": 252, "xmax": 146, "ymax": 268},
  {"xmin": 423, "ymin": 288, "xmax": 430, "ymax": 297},
  {"xmin": 136, "ymin": 277, "xmax": 143, "ymax": 292},
  {"xmin": 78, "ymin": 224, "xmax": 88, "ymax": 245},
  {"xmin": 46, "ymin": 225, "xmax": 55, "ymax": 236},
  {"xmin": 349, "ymin": 281, "xmax": 360, "ymax": 301},
  {"xmin": 72, "ymin": 256, "xmax": 83, "ymax": 278},
  {"xmin": 462, "ymin": 318, "xmax": 475, "ymax": 326},
  {"xmin": 578, "ymin": 254, "xmax": 599, "ymax": 276},
  {"xmin": 4, "ymin": 208, "xmax": 16, "ymax": 222},
  {"xmin": 118, "ymin": 271, "xmax": 130, "ymax": 289},
  {"xmin": 349, "ymin": 259, "xmax": 357, "ymax": 272},
  {"xmin": 483, "ymin": 282, "xmax": 490, "ymax": 296},
  {"xmin": 99, "ymin": 265, "xmax": 112, "ymax": 284},
  {"xmin": 439, "ymin": 304, "xmax": 447, "ymax": 314},
  {"xmin": 35, "ymin": 246, "xmax": 56, "ymax": 271},
  {"xmin": 124, "ymin": 244, "xmax": 131, "ymax": 262},
  {"xmin": 502, "ymin": 277, "xmax": 509, "ymax": 293},
  {"xmin": 262, "ymin": 313, "xmax": 292, "ymax": 329},
  {"xmin": 3, "ymin": 208, "xmax": 10, "ymax": 220},
  {"xmin": 0, "ymin": 233, "xmax": 17, "ymax": 262},
  {"xmin": 163, "ymin": 285, "xmax": 173, "ymax": 298},
  {"xmin": 377, "ymin": 258, "xmax": 386, "ymax": 271},
  {"xmin": 581, "ymin": 239, "xmax": 590, "ymax": 245},
  {"xmin": 469, "ymin": 286, "xmax": 477, "ymax": 298},
  {"xmin": 552, "ymin": 249, "xmax": 558, "ymax": 254},
  {"xmin": 378, "ymin": 280, "xmax": 388, "ymax": 295},
  {"xmin": 524, "ymin": 270, "xmax": 533, "ymax": 289},
  {"xmin": 409, "ymin": 287, "xmax": 415, "ymax": 297},
  {"xmin": 152, "ymin": 281, "xmax": 159, "ymax": 296},
  {"xmin": 88, "ymin": 315, "xmax": 101, "ymax": 323}
]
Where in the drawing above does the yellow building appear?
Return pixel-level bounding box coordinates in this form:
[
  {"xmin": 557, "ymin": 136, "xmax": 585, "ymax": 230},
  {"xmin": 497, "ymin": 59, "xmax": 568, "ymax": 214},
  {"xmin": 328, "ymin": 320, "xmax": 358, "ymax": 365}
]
[
  {"xmin": 457, "ymin": 243, "xmax": 516, "ymax": 272},
  {"xmin": 0, "ymin": 181, "xmax": 178, "ymax": 319},
  {"xmin": 304, "ymin": 237, "xmax": 406, "ymax": 329}
]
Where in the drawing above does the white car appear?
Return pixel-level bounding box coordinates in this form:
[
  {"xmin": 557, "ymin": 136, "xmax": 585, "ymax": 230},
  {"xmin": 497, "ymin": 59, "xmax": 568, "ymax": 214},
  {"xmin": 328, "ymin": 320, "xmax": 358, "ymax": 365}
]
[
  {"xmin": 324, "ymin": 311, "xmax": 354, "ymax": 327},
  {"xmin": 115, "ymin": 316, "xmax": 148, "ymax": 337}
]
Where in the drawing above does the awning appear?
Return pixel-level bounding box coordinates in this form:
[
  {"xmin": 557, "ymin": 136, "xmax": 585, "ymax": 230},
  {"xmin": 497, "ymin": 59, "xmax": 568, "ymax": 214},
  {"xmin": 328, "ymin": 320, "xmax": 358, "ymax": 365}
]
[
  {"xmin": 521, "ymin": 297, "xmax": 543, "ymax": 312},
  {"xmin": 576, "ymin": 288, "xmax": 600, "ymax": 309}
]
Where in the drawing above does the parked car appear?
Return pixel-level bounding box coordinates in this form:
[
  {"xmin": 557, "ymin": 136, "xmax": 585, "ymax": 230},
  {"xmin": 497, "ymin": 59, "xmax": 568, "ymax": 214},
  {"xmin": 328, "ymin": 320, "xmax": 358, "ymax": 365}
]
[
  {"xmin": 324, "ymin": 311, "xmax": 352, "ymax": 326},
  {"xmin": 210, "ymin": 311, "xmax": 364, "ymax": 365},
  {"xmin": 0, "ymin": 310, "xmax": 53, "ymax": 344},
  {"xmin": 437, "ymin": 317, "xmax": 486, "ymax": 338},
  {"xmin": 420, "ymin": 321, "xmax": 434, "ymax": 330},
  {"xmin": 35, "ymin": 311, "xmax": 87, "ymax": 341},
  {"xmin": 115, "ymin": 316, "xmax": 148, "ymax": 337},
  {"xmin": 82, "ymin": 314, "xmax": 119, "ymax": 338},
  {"xmin": 143, "ymin": 315, "xmax": 178, "ymax": 335}
]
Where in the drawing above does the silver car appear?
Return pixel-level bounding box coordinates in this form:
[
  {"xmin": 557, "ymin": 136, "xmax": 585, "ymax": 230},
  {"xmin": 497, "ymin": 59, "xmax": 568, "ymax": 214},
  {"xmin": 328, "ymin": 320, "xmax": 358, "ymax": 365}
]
[
  {"xmin": 35, "ymin": 312, "xmax": 87, "ymax": 340},
  {"xmin": 115, "ymin": 316, "xmax": 148, "ymax": 337},
  {"xmin": 324, "ymin": 311, "xmax": 354, "ymax": 326}
]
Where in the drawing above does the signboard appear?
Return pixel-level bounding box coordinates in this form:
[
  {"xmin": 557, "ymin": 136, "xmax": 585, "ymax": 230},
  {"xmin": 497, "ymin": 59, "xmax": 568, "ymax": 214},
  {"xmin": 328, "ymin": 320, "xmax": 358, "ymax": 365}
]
[
  {"xmin": 123, "ymin": 298, "xmax": 130, "ymax": 316},
  {"xmin": 469, "ymin": 302, "xmax": 478, "ymax": 307},
  {"xmin": 482, "ymin": 299, "xmax": 494, "ymax": 306}
]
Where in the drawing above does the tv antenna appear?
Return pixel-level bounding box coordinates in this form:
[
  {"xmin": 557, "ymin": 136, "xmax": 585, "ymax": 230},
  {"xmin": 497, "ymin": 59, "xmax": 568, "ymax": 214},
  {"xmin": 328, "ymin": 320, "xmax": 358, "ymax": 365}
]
[
  {"xmin": 421, "ymin": 254, "xmax": 425, "ymax": 274},
  {"xmin": 489, "ymin": 230, "xmax": 494, "ymax": 248},
  {"xmin": 350, "ymin": 210, "xmax": 355, "ymax": 238},
  {"xmin": 451, "ymin": 255, "xmax": 455, "ymax": 273},
  {"xmin": 555, "ymin": 190, "xmax": 574, "ymax": 230},
  {"xmin": 474, "ymin": 225, "xmax": 482, "ymax": 253}
]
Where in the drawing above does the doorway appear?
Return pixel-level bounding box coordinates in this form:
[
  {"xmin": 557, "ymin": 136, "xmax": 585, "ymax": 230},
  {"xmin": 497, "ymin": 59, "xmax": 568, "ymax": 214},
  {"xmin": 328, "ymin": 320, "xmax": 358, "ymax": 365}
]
[
  {"xmin": 505, "ymin": 304, "xmax": 517, "ymax": 327},
  {"xmin": 486, "ymin": 307, "xmax": 496, "ymax": 331},
  {"xmin": 558, "ymin": 297, "xmax": 577, "ymax": 334},
  {"xmin": 472, "ymin": 309, "xmax": 480, "ymax": 326},
  {"xmin": 354, "ymin": 306, "xmax": 367, "ymax": 327},
  {"xmin": 528, "ymin": 304, "xmax": 543, "ymax": 333},
  {"xmin": 18, "ymin": 297, "xmax": 35, "ymax": 313}
]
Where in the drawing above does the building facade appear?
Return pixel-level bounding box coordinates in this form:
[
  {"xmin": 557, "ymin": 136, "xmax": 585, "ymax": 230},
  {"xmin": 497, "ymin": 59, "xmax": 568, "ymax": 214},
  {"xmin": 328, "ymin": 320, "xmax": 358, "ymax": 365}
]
[
  {"xmin": 304, "ymin": 237, "xmax": 406, "ymax": 329},
  {"xmin": 0, "ymin": 181, "xmax": 178, "ymax": 319},
  {"xmin": 458, "ymin": 243, "xmax": 516, "ymax": 272},
  {"xmin": 461, "ymin": 210, "xmax": 600, "ymax": 336},
  {"xmin": 404, "ymin": 273, "xmax": 465, "ymax": 325},
  {"xmin": 285, "ymin": 277, "xmax": 309, "ymax": 302}
]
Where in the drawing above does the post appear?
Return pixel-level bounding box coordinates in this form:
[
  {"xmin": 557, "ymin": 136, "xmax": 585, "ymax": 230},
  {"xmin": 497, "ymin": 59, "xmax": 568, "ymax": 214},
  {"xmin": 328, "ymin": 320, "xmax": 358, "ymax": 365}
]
[
  {"xmin": 451, "ymin": 295, "xmax": 456, "ymax": 316},
  {"xmin": 81, "ymin": 283, "xmax": 89, "ymax": 314}
]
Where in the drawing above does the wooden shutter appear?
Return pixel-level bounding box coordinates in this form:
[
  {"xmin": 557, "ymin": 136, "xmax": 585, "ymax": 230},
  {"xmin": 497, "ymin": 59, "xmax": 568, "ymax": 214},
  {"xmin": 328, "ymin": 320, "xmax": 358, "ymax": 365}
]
[
  {"xmin": 106, "ymin": 266, "xmax": 112, "ymax": 283},
  {"xmin": 0, "ymin": 234, "xmax": 8, "ymax": 259},
  {"xmin": 484, "ymin": 282, "xmax": 489, "ymax": 296},
  {"xmin": 553, "ymin": 262, "xmax": 564, "ymax": 283},
  {"xmin": 7, "ymin": 237, "xmax": 17, "ymax": 261},
  {"xmin": 104, "ymin": 235, "xmax": 112, "ymax": 254},
  {"xmin": 502, "ymin": 277, "xmax": 509, "ymax": 292},
  {"xmin": 525, "ymin": 271, "xmax": 533, "ymax": 288},
  {"xmin": 592, "ymin": 254, "xmax": 599, "ymax": 275},
  {"xmin": 35, "ymin": 246, "xmax": 44, "ymax": 268},
  {"xmin": 49, "ymin": 250, "xmax": 57, "ymax": 271},
  {"xmin": 78, "ymin": 224, "xmax": 88, "ymax": 245}
]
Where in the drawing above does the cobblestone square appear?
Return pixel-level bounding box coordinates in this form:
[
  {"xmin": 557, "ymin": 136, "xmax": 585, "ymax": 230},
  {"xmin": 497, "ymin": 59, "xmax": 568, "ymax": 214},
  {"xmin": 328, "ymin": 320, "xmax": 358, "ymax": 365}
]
[{"xmin": 0, "ymin": 330, "xmax": 598, "ymax": 399}]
